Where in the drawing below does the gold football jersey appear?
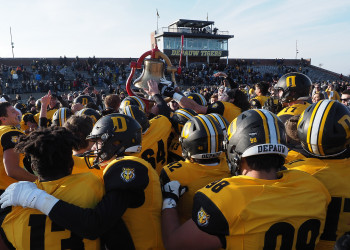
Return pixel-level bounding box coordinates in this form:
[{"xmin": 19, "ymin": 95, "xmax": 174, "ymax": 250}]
[
  {"xmin": 1, "ymin": 173, "xmax": 104, "ymax": 250},
  {"xmin": 0, "ymin": 125, "xmax": 25, "ymax": 190},
  {"xmin": 253, "ymin": 95, "xmax": 270, "ymax": 107},
  {"xmin": 207, "ymin": 101, "xmax": 241, "ymax": 123},
  {"xmin": 277, "ymin": 103, "xmax": 310, "ymax": 123},
  {"xmin": 193, "ymin": 170, "xmax": 330, "ymax": 249},
  {"xmin": 134, "ymin": 115, "xmax": 172, "ymax": 175},
  {"xmin": 161, "ymin": 156, "xmax": 230, "ymax": 223},
  {"xmin": 285, "ymin": 149, "xmax": 306, "ymax": 164},
  {"xmin": 286, "ymin": 158, "xmax": 350, "ymax": 250},
  {"xmin": 103, "ymin": 156, "xmax": 164, "ymax": 249}
]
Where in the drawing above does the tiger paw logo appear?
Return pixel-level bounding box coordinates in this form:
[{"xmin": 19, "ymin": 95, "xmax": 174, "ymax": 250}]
[
  {"xmin": 197, "ymin": 207, "xmax": 210, "ymax": 227},
  {"xmin": 120, "ymin": 168, "xmax": 135, "ymax": 182},
  {"xmin": 11, "ymin": 136, "xmax": 19, "ymax": 144}
]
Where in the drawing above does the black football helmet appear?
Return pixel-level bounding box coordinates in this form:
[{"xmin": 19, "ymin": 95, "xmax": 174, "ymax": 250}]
[
  {"xmin": 226, "ymin": 109, "xmax": 287, "ymax": 173},
  {"xmin": 180, "ymin": 114, "xmax": 224, "ymax": 159},
  {"xmin": 75, "ymin": 108, "xmax": 102, "ymax": 125},
  {"xmin": 297, "ymin": 100, "xmax": 350, "ymax": 157},
  {"xmin": 52, "ymin": 108, "xmax": 73, "ymax": 127},
  {"xmin": 205, "ymin": 113, "xmax": 229, "ymax": 139},
  {"xmin": 84, "ymin": 114, "xmax": 142, "ymax": 169},
  {"xmin": 249, "ymin": 98, "xmax": 262, "ymax": 109},
  {"xmin": 119, "ymin": 96, "xmax": 146, "ymax": 112},
  {"xmin": 275, "ymin": 72, "xmax": 312, "ymax": 103},
  {"xmin": 120, "ymin": 105, "xmax": 150, "ymax": 133},
  {"xmin": 186, "ymin": 93, "xmax": 207, "ymax": 106},
  {"xmin": 35, "ymin": 99, "xmax": 42, "ymax": 111},
  {"xmin": 73, "ymin": 95, "xmax": 95, "ymax": 105},
  {"xmin": 14, "ymin": 103, "xmax": 27, "ymax": 113},
  {"xmin": 171, "ymin": 108, "xmax": 197, "ymax": 135}
]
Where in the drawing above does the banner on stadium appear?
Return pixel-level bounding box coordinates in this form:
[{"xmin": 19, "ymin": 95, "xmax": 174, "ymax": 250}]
[{"xmin": 164, "ymin": 49, "xmax": 228, "ymax": 57}]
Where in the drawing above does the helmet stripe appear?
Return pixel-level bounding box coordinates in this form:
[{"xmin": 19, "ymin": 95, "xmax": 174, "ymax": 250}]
[
  {"xmin": 309, "ymin": 100, "xmax": 332, "ymax": 155},
  {"xmin": 132, "ymin": 97, "xmax": 145, "ymax": 111},
  {"xmin": 176, "ymin": 109, "xmax": 194, "ymax": 120},
  {"xmin": 197, "ymin": 94, "xmax": 207, "ymax": 106},
  {"xmin": 60, "ymin": 108, "xmax": 66, "ymax": 126},
  {"xmin": 196, "ymin": 116, "xmax": 211, "ymax": 153},
  {"xmin": 228, "ymin": 119, "xmax": 237, "ymax": 140},
  {"xmin": 198, "ymin": 115, "xmax": 218, "ymax": 154},
  {"xmin": 261, "ymin": 109, "xmax": 278, "ymax": 144},
  {"xmin": 306, "ymin": 100, "xmax": 323, "ymax": 153},
  {"xmin": 255, "ymin": 110, "xmax": 270, "ymax": 144},
  {"xmin": 124, "ymin": 106, "xmax": 135, "ymax": 119},
  {"xmin": 205, "ymin": 115, "xmax": 220, "ymax": 152},
  {"xmin": 208, "ymin": 113, "xmax": 227, "ymax": 131},
  {"xmin": 317, "ymin": 100, "xmax": 334, "ymax": 156}
]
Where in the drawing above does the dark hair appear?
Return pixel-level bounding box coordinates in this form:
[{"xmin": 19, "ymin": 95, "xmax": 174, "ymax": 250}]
[
  {"xmin": 85, "ymin": 102, "xmax": 100, "ymax": 111},
  {"xmin": 0, "ymin": 102, "xmax": 11, "ymax": 118},
  {"xmin": 0, "ymin": 102, "xmax": 12, "ymax": 125},
  {"xmin": 227, "ymin": 89, "xmax": 250, "ymax": 112},
  {"xmin": 342, "ymin": 89, "xmax": 350, "ymax": 95},
  {"xmin": 64, "ymin": 115, "xmax": 93, "ymax": 151},
  {"xmin": 104, "ymin": 94, "xmax": 121, "ymax": 110},
  {"xmin": 255, "ymin": 82, "xmax": 270, "ymax": 96},
  {"xmin": 15, "ymin": 126, "xmax": 79, "ymax": 181},
  {"xmin": 315, "ymin": 92, "xmax": 325, "ymax": 99},
  {"xmin": 245, "ymin": 154, "xmax": 285, "ymax": 171}
]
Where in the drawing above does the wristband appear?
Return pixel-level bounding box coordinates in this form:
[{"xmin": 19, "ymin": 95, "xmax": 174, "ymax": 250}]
[
  {"xmin": 162, "ymin": 198, "xmax": 177, "ymax": 210},
  {"xmin": 172, "ymin": 93, "xmax": 183, "ymax": 103}
]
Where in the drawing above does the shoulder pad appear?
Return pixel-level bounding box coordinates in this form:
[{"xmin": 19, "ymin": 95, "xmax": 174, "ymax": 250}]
[{"xmin": 103, "ymin": 159, "xmax": 149, "ymax": 192}]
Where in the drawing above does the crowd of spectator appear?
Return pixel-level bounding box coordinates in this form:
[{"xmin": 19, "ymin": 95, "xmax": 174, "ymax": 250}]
[{"xmin": 0, "ymin": 57, "xmax": 348, "ymax": 102}]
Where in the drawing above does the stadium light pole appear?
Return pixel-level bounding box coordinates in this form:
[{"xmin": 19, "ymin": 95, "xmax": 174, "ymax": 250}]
[
  {"xmin": 10, "ymin": 27, "xmax": 15, "ymax": 58},
  {"xmin": 295, "ymin": 40, "xmax": 299, "ymax": 59}
]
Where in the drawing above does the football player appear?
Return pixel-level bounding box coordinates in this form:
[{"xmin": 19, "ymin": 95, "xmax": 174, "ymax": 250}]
[
  {"xmin": 161, "ymin": 109, "xmax": 330, "ymax": 249},
  {"xmin": 275, "ymin": 72, "xmax": 312, "ymax": 123},
  {"xmin": 0, "ymin": 114, "xmax": 163, "ymax": 249},
  {"xmin": 161, "ymin": 114, "xmax": 231, "ymax": 223},
  {"xmin": 0, "ymin": 102, "xmax": 37, "ymax": 192},
  {"xmin": 121, "ymin": 104, "xmax": 172, "ymax": 175},
  {"xmin": 168, "ymin": 108, "xmax": 197, "ymax": 163},
  {"xmin": 250, "ymin": 81, "xmax": 270, "ymax": 107},
  {"xmin": 0, "ymin": 126, "xmax": 104, "ymax": 249},
  {"xmin": 286, "ymin": 99, "xmax": 350, "ymax": 249}
]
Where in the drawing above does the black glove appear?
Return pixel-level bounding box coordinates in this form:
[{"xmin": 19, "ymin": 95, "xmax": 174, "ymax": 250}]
[
  {"xmin": 162, "ymin": 181, "xmax": 187, "ymax": 202},
  {"xmin": 162, "ymin": 181, "xmax": 188, "ymax": 210},
  {"xmin": 158, "ymin": 83, "xmax": 175, "ymax": 98}
]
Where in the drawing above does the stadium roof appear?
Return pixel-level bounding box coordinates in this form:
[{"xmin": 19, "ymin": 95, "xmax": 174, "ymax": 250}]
[{"xmin": 169, "ymin": 19, "xmax": 215, "ymax": 28}]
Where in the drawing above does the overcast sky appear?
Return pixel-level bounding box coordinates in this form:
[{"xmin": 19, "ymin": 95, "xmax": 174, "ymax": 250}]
[{"xmin": 1, "ymin": 0, "xmax": 349, "ymax": 75}]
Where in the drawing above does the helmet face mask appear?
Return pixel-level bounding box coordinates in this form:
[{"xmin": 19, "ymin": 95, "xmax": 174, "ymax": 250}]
[
  {"xmin": 82, "ymin": 114, "xmax": 142, "ymax": 169},
  {"xmin": 226, "ymin": 109, "xmax": 288, "ymax": 174}
]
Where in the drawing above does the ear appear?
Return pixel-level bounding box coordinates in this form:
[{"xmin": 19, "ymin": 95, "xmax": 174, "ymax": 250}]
[{"xmin": 0, "ymin": 117, "xmax": 6, "ymax": 124}]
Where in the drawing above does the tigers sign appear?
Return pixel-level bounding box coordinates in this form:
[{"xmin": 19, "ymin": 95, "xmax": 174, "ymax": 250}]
[{"xmin": 164, "ymin": 49, "xmax": 228, "ymax": 57}]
